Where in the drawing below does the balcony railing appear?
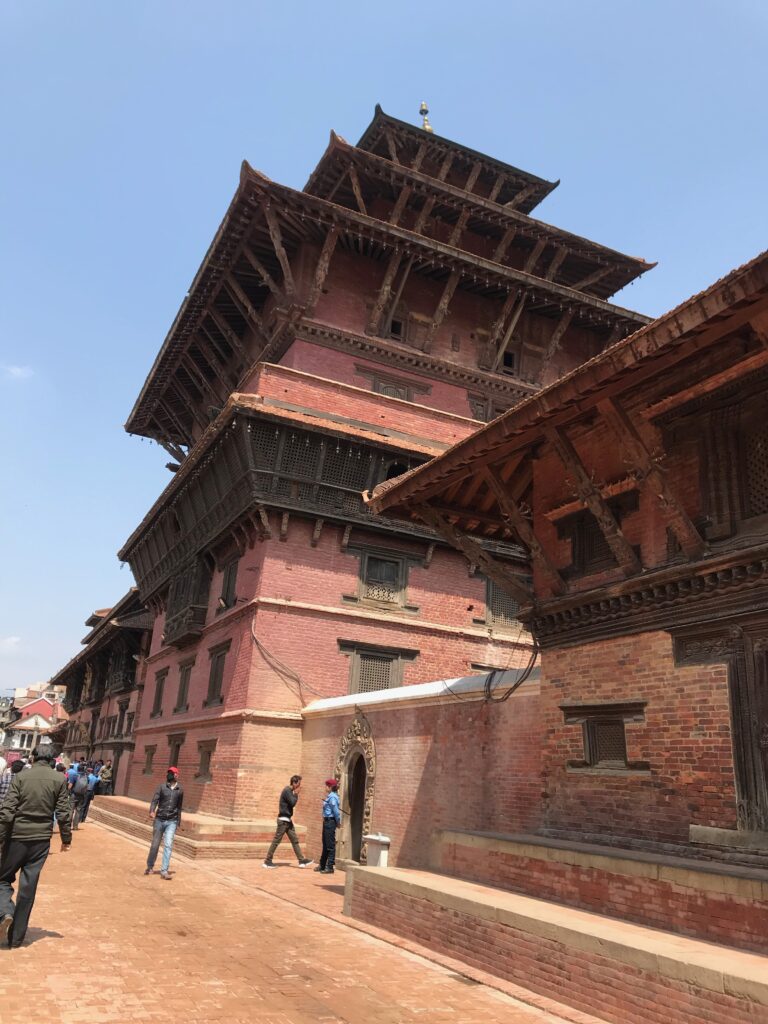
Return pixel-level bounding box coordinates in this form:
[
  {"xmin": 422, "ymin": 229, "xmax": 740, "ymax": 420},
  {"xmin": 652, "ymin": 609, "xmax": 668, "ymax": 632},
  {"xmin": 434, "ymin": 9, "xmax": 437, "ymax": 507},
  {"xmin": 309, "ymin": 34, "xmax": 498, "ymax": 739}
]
[{"xmin": 164, "ymin": 604, "xmax": 208, "ymax": 647}]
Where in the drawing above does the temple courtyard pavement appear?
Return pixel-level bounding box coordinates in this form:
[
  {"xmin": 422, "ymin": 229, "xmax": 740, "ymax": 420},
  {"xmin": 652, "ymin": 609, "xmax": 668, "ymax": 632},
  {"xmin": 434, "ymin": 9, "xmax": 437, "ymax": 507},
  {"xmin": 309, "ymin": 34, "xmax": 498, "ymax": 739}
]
[{"xmin": 0, "ymin": 822, "xmax": 601, "ymax": 1024}]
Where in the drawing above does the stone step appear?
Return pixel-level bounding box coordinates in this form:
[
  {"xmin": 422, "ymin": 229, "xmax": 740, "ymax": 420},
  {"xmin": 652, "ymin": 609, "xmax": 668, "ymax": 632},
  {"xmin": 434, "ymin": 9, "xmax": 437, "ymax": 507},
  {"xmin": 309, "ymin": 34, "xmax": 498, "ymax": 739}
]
[
  {"xmin": 89, "ymin": 805, "xmax": 289, "ymax": 860},
  {"xmin": 430, "ymin": 828, "xmax": 768, "ymax": 955},
  {"xmin": 90, "ymin": 795, "xmax": 299, "ymax": 841},
  {"xmin": 345, "ymin": 865, "xmax": 768, "ymax": 1024}
]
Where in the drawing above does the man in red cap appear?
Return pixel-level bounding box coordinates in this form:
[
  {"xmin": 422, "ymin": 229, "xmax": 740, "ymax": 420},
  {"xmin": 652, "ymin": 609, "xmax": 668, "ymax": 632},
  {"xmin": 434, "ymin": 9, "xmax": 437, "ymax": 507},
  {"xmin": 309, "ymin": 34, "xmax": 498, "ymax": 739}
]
[
  {"xmin": 315, "ymin": 778, "xmax": 341, "ymax": 875},
  {"xmin": 145, "ymin": 766, "xmax": 183, "ymax": 880}
]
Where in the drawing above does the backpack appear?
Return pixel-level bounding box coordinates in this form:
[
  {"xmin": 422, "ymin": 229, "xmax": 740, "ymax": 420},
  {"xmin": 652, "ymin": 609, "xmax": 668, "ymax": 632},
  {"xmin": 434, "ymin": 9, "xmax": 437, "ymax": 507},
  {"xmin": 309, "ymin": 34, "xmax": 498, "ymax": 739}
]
[{"xmin": 73, "ymin": 774, "xmax": 89, "ymax": 796}]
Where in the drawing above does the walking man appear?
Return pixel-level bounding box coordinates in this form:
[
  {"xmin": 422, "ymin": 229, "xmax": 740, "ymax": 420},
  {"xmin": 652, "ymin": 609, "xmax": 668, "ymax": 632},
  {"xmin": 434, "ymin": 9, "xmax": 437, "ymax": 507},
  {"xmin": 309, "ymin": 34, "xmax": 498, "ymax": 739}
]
[
  {"xmin": 315, "ymin": 778, "xmax": 341, "ymax": 874},
  {"xmin": 263, "ymin": 775, "xmax": 313, "ymax": 868},
  {"xmin": 69, "ymin": 763, "xmax": 90, "ymax": 829},
  {"xmin": 145, "ymin": 766, "xmax": 183, "ymax": 880},
  {"xmin": 79, "ymin": 766, "xmax": 100, "ymax": 822},
  {"xmin": 0, "ymin": 745, "xmax": 72, "ymax": 948}
]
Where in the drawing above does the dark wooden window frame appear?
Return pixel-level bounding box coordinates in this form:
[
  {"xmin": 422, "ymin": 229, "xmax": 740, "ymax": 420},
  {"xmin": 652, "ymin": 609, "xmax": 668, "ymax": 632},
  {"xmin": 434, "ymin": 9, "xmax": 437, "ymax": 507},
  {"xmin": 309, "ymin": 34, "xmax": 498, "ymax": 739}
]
[
  {"xmin": 167, "ymin": 731, "xmax": 186, "ymax": 770},
  {"xmin": 339, "ymin": 640, "xmax": 418, "ymax": 695},
  {"xmin": 196, "ymin": 738, "xmax": 217, "ymax": 782},
  {"xmin": 143, "ymin": 745, "xmax": 157, "ymax": 775},
  {"xmin": 561, "ymin": 701, "xmax": 648, "ymax": 772},
  {"xmin": 151, "ymin": 669, "xmax": 168, "ymax": 719},
  {"xmin": 174, "ymin": 659, "xmax": 194, "ymax": 714},
  {"xmin": 204, "ymin": 641, "xmax": 232, "ymax": 708},
  {"xmin": 343, "ymin": 546, "xmax": 419, "ymax": 613},
  {"xmin": 556, "ymin": 491, "xmax": 640, "ymax": 579},
  {"xmin": 217, "ymin": 558, "xmax": 239, "ymax": 614},
  {"xmin": 354, "ymin": 363, "xmax": 431, "ymax": 404}
]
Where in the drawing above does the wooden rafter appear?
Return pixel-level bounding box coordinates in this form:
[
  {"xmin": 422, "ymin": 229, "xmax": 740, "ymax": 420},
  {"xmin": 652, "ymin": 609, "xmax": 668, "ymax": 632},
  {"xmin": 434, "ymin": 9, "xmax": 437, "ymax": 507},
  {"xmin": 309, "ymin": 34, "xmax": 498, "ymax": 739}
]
[
  {"xmin": 157, "ymin": 437, "xmax": 187, "ymax": 464},
  {"xmin": 191, "ymin": 336, "xmax": 233, "ymax": 393},
  {"xmin": 542, "ymin": 309, "xmax": 575, "ymax": 364},
  {"xmin": 492, "ymin": 291, "xmax": 528, "ymax": 372},
  {"xmin": 506, "ymin": 182, "xmax": 538, "ymax": 210},
  {"xmin": 414, "ymin": 505, "xmax": 534, "ymax": 606},
  {"xmin": 182, "ymin": 354, "xmax": 224, "ymax": 406},
  {"xmin": 264, "ymin": 205, "xmax": 295, "ymax": 296},
  {"xmin": 448, "ymin": 208, "xmax": 470, "ymax": 247},
  {"xmin": 483, "ymin": 467, "xmax": 565, "ymax": 594},
  {"xmin": 492, "ymin": 225, "xmax": 517, "ymax": 263},
  {"xmin": 436, "ymin": 152, "xmax": 454, "ymax": 181},
  {"xmin": 488, "ymin": 172, "xmax": 506, "ymax": 203},
  {"xmin": 367, "ymin": 250, "xmax": 402, "ymax": 335},
  {"xmin": 205, "ymin": 308, "xmax": 249, "ymax": 361},
  {"xmin": 545, "ymin": 246, "xmax": 568, "ymax": 281},
  {"xmin": 389, "ymin": 183, "xmax": 413, "ymax": 226},
  {"xmin": 169, "ymin": 380, "xmax": 208, "ymax": 431},
  {"xmin": 305, "ymin": 225, "xmax": 339, "ymax": 313},
  {"xmin": 424, "ymin": 271, "xmax": 460, "ymax": 351},
  {"xmin": 224, "ymin": 274, "xmax": 267, "ymax": 334},
  {"xmin": 545, "ymin": 424, "xmax": 640, "ymax": 574},
  {"xmin": 383, "ymin": 256, "xmax": 414, "ymax": 337},
  {"xmin": 348, "ymin": 166, "xmax": 368, "ymax": 216},
  {"xmin": 411, "ymin": 141, "xmax": 428, "ymax": 172},
  {"xmin": 199, "ymin": 321, "xmax": 236, "ymax": 368},
  {"xmin": 413, "ymin": 196, "xmax": 436, "ymax": 234},
  {"xmin": 158, "ymin": 397, "xmax": 193, "ymax": 444},
  {"xmin": 310, "ymin": 518, "xmax": 325, "ymax": 547},
  {"xmin": 384, "ymin": 129, "xmax": 399, "ymax": 163},
  {"xmin": 573, "ymin": 265, "xmax": 612, "ymax": 292},
  {"xmin": 464, "ymin": 161, "xmax": 482, "ymax": 192},
  {"xmin": 240, "ymin": 247, "xmax": 283, "ymax": 301},
  {"xmin": 598, "ymin": 398, "xmax": 706, "ymax": 559},
  {"xmin": 524, "ymin": 238, "xmax": 547, "ymax": 275}
]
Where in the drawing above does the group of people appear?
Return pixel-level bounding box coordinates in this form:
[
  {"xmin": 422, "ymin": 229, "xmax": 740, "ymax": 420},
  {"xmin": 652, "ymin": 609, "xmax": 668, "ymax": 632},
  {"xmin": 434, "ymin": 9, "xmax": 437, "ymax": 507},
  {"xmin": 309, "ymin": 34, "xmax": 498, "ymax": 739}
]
[
  {"xmin": 262, "ymin": 774, "xmax": 341, "ymax": 874},
  {"xmin": 63, "ymin": 758, "xmax": 114, "ymax": 829}
]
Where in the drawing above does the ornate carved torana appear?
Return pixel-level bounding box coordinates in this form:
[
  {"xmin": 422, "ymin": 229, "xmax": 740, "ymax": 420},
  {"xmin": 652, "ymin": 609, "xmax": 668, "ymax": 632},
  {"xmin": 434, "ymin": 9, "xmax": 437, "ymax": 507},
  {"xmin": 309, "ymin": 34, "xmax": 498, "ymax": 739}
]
[{"xmin": 334, "ymin": 714, "xmax": 376, "ymax": 865}]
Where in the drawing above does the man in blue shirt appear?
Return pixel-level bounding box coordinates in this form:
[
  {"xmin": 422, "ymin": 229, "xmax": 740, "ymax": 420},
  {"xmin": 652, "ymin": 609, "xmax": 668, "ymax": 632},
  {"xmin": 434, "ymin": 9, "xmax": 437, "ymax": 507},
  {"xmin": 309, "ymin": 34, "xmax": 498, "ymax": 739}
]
[
  {"xmin": 316, "ymin": 778, "xmax": 341, "ymax": 875},
  {"xmin": 79, "ymin": 769, "xmax": 100, "ymax": 822}
]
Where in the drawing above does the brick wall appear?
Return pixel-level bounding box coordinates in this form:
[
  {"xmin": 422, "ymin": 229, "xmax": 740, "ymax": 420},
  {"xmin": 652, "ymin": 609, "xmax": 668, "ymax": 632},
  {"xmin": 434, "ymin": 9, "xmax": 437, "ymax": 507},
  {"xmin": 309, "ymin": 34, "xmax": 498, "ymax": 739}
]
[
  {"xmin": 301, "ymin": 681, "xmax": 541, "ymax": 866},
  {"xmin": 540, "ymin": 631, "xmax": 738, "ymax": 843}
]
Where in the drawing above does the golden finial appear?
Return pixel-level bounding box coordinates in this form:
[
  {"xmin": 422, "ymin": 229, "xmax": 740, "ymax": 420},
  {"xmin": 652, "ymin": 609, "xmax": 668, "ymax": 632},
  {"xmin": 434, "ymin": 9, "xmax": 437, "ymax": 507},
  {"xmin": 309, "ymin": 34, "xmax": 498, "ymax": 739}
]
[{"xmin": 419, "ymin": 101, "xmax": 434, "ymax": 134}]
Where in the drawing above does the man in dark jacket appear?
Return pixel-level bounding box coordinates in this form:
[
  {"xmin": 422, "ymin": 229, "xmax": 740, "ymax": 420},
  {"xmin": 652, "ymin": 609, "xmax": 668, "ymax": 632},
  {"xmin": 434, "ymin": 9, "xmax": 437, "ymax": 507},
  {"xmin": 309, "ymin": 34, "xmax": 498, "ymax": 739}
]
[
  {"xmin": 145, "ymin": 766, "xmax": 183, "ymax": 880},
  {"xmin": 263, "ymin": 774, "xmax": 313, "ymax": 868},
  {"xmin": 0, "ymin": 744, "xmax": 72, "ymax": 948}
]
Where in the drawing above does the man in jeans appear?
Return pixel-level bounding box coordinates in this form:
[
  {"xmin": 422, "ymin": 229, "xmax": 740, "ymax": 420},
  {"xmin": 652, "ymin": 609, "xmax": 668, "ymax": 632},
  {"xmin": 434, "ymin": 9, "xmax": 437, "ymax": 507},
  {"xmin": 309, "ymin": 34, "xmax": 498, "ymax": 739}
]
[
  {"xmin": 263, "ymin": 774, "xmax": 313, "ymax": 868},
  {"xmin": 145, "ymin": 766, "xmax": 183, "ymax": 880}
]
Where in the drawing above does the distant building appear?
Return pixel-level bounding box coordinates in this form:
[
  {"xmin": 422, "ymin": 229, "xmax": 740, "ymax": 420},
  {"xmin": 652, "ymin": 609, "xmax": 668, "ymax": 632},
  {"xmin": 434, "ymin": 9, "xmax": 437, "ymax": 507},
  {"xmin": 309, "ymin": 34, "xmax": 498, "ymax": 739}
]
[{"xmin": 3, "ymin": 696, "xmax": 68, "ymax": 752}]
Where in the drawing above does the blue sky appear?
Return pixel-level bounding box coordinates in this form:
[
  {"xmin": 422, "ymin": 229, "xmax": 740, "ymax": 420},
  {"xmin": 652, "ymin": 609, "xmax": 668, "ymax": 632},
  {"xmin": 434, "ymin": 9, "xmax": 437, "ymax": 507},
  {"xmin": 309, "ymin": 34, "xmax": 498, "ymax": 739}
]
[{"xmin": 1, "ymin": 1, "xmax": 766, "ymax": 693}]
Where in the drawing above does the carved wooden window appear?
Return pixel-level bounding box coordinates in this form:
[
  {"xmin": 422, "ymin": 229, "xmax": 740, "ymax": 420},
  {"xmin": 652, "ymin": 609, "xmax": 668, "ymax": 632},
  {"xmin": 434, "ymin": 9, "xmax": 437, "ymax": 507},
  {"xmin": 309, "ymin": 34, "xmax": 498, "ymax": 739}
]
[
  {"xmin": 175, "ymin": 661, "xmax": 193, "ymax": 713},
  {"xmin": 196, "ymin": 738, "xmax": 217, "ymax": 782},
  {"xmin": 204, "ymin": 641, "xmax": 231, "ymax": 707},
  {"xmin": 743, "ymin": 423, "xmax": 768, "ymax": 518},
  {"xmin": 340, "ymin": 641, "xmax": 418, "ymax": 695},
  {"xmin": 167, "ymin": 732, "xmax": 185, "ymax": 770},
  {"xmin": 151, "ymin": 669, "xmax": 168, "ymax": 718},
  {"xmin": 562, "ymin": 702, "xmax": 647, "ymax": 771},
  {"xmin": 364, "ymin": 555, "xmax": 401, "ymax": 603},
  {"xmin": 558, "ymin": 492, "xmax": 639, "ymax": 578},
  {"xmin": 143, "ymin": 745, "xmax": 156, "ymax": 775},
  {"xmin": 218, "ymin": 558, "xmax": 239, "ymax": 612},
  {"xmin": 126, "ymin": 712, "xmax": 135, "ymax": 736},
  {"xmin": 485, "ymin": 579, "xmax": 519, "ymax": 630}
]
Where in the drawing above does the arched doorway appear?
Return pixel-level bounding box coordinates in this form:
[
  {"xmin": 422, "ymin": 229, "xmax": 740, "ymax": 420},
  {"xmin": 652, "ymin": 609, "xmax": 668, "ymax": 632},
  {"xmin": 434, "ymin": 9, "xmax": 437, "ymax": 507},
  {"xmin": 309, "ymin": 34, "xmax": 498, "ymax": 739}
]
[{"xmin": 348, "ymin": 753, "xmax": 367, "ymax": 862}]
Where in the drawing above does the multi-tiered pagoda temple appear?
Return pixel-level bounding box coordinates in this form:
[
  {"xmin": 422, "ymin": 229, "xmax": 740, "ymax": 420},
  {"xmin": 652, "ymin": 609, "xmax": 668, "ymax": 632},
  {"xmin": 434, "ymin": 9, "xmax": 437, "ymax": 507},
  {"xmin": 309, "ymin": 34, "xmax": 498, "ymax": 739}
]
[{"xmin": 62, "ymin": 105, "xmax": 651, "ymax": 828}]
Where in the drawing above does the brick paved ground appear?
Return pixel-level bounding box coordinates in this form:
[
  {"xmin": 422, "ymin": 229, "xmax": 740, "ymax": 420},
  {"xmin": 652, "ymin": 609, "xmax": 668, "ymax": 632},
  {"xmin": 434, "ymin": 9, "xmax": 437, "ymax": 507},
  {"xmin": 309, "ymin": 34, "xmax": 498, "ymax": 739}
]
[{"xmin": 0, "ymin": 823, "xmax": 593, "ymax": 1024}]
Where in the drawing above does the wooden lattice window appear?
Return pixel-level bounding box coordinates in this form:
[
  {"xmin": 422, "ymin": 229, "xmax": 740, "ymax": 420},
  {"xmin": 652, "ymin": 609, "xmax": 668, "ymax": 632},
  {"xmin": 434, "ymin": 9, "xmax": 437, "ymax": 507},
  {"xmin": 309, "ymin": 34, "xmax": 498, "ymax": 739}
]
[
  {"xmin": 364, "ymin": 556, "xmax": 400, "ymax": 603},
  {"xmin": 167, "ymin": 732, "xmax": 185, "ymax": 769},
  {"xmin": 485, "ymin": 579, "xmax": 520, "ymax": 630},
  {"xmin": 558, "ymin": 492, "xmax": 639, "ymax": 578},
  {"xmin": 340, "ymin": 641, "xmax": 418, "ymax": 695},
  {"xmin": 143, "ymin": 745, "xmax": 156, "ymax": 775},
  {"xmin": 743, "ymin": 424, "xmax": 768, "ymax": 518},
  {"xmin": 280, "ymin": 433, "xmax": 322, "ymax": 481},
  {"xmin": 562, "ymin": 702, "xmax": 648, "ymax": 771},
  {"xmin": 196, "ymin": 739, "xmax": 217, "ymax": 782}
]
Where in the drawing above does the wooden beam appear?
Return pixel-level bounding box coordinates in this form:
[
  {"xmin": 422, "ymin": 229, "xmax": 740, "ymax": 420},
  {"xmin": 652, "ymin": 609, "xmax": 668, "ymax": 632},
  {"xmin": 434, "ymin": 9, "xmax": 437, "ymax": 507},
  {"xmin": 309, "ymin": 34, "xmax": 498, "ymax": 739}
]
[
  {"xmin": 506, "ymin": 182, "xmax": 538, "ymax": 210},
  {"xmin": 492, "ymin": 225, "xmax": 517, "ymax": 263},
  {"xmin": 643, "ymin": 347, "xmax": 768, "ymax": 421},
  {"xmin": 411, "ymin": 141, "xmax": 428, "ymax": 172},
  {"xmin": 384, "ymin": 129, "xmax": 399, "ymax": 163},
  {"xmin": 158, "ymin": 398, "xmax": 193, "ymax": 444},
  {"xmin": 447, "ymin": 208, "xmax": 470, "ymax": 247},
  {"xmin": 240, "ymin": 247, "xmax": 283, "ymax": 301},
  {"xmin": 182, "ymin": 354, "xmax": 225, "ymax": 405},
  {"xmin": 523, "ymin": 238, "xmax": 547, "ymax": 275},
  {"xmin": 483, "ymin": 468, "xmax": 566, "ymax": 594},
  {"xmin": 348, "ymin": 166, "xmax": 368, "ymax": 216},
  {"xmin": 414, "ymin": 505, "xmax": 535, "ymax": 606},
  {"xmin": 191, "ymin": 336, "xmax": 233, "ymax": 394},
  {"xmin": 464, "ymin": 160, "xmax": 482, "ymax": 192},
  {"xmin": 382, "ymin": 256, "xmax": 414, "ymax": 337},
  {"xmin": 224, "ymin": 274, "xmax": 268, "ymax": 338},
  {"xmin": 157, "ymin": 437, "xmax": 187, "ymax": 464},
  {"xmin": 597, "ymin": 397, "xmax": 705, "ymax": 560},
  {"xmin": 200, "ymin": 321, "xmax": 237, "ymax": 369},
  {"xmin": 169, "ymin": 380, "xmax": 208, "ymax": 431},
  {"xmin": 279, "ymin": 512, "xmax": 290, "ymax": 542},
  {"xmin": 572, "ymin": 265, "xmax": 612, "ymax": 292},
  {"xmin": 256, "ymin": 506, "xmax": 272, "ymax": 539},
  {"xmin": 367, "ymin": 250, "xmax": 402, "ymax": 335},
  {"xmin": 413, "ymin": 196, "xmax": 436, "ymax": 234},
  {"xmin": 205, "ymin": 308, "xmax": 249, "ymax": 362},
  {"xmin": 305, "ymin": 225, "xmax": 339, "ymax": 313},
  {"xmin": 424, "ymin": 271, "xmax": 461, "ymax": 351},
  {"xmin": 389, "ymin": 183, "xmax": 413, "ymax": 226},
  {"xmin": 545, "ymin": 425, "xmax": 641, "ymax": 574},
  {"xmin": 488, "ymin": 172, "xmax": 506, "ymax": 203},
  {"xmin": 544, "ymin": 246, "xmax": 568, "ymax": 281},
  {"xmin": 542, "ymin": 309, "xmax": 575, "ymax": 363},
  {"xmin": 436, "ymin": 152, "xmax": 454, "ymax": 181},
  {"xmin": 310, "ymin": 518, "xmax": 325, "ymax": 547},
  {"xmin": 492, "ymin": 291, "xmax": 528, "ymax": 372},
  {"xmin": 264, "ymin": 205, "xmax": 295, "ymax": 296}
]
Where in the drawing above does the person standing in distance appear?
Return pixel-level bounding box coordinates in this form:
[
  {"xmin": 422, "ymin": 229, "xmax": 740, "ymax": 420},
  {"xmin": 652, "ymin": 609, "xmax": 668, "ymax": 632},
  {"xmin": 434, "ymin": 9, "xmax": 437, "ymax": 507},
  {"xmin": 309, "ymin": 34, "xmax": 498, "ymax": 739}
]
[
  {"xmin": 0, "ymin": 744, "xmax": 72, "ymax": 948},
  {"xmin": 263, "ymin": 775, "xmax": 313, "ymax": 869},
  {"xmin": 145, "ymin": 766, "xmax": 183, "ymax": 880},
  {"xmin": 315, "ymin": 778, "xmax": 341, "ymax": 874}
]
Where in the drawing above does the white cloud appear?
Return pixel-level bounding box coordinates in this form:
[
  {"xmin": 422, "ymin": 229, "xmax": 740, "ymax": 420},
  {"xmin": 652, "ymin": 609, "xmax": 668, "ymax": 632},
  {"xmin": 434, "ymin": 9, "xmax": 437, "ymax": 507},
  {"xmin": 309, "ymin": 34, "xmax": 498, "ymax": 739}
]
[
  {"xmin": 1, "ymin": 365, "xmax": 33, "ymax": 380},
  {"xmin": 0, "ymin": 636, "xmax": 21, "ymax": 655}
]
